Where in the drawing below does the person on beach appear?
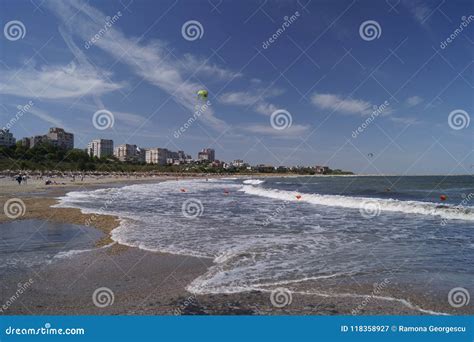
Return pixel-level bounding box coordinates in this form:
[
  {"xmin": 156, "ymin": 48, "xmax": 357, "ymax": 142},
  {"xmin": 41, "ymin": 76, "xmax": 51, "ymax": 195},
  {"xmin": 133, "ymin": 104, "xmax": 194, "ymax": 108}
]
[{"xmin": 16, "ymin": 175, "xmax": 22, "ymax": 185}]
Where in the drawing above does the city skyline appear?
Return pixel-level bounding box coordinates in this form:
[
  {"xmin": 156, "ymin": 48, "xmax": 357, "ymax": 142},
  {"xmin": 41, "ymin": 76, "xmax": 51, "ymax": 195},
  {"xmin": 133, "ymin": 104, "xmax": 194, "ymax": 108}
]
[{"xmin": 0, "ymin": 0, "xmax": 472, "ymax": 174}]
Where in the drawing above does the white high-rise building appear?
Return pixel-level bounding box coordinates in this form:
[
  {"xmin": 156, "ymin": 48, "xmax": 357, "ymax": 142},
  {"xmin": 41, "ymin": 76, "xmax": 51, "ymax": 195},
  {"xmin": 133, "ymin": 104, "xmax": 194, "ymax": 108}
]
[
  {"xmin": 0, "ymin": 129, "xmax": 16, "ymax": 147},
  {"xmin": 87, "ymin": 139, "xmax": 114, "ymax": 158},
  {"xmin": 114, "ymin": 144, "xmax": 144, "ymax": 162},
  {"xmin": 145, "ymin": 148, "xmax": 170, "ymax": 165}
]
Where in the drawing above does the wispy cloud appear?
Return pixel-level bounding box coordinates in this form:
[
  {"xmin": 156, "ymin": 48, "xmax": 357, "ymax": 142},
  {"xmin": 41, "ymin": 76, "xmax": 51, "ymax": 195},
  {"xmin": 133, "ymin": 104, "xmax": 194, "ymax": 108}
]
[
  {"xmin": 242, "ymin": 124, "xmax": 310, "ymax": 136},
  {"xmin": 311, "ymin": 93, "xmax": 372, "ymax": 115},
  {"xmin": 406, "ymin": 95, "xmax": 423, "ymax": 107},
  {"xmin": 402, "ymin": 0, "xmax": 433, "ymax": 25},
  {"xmin": 219, "ymin": 88, "xmax": 283, "ymax": 115},
  {"xmin": 28, "ymin": 107, "xmax": 66, "ymax": 128},
  {"xmin": 0, "ymin": 63, "xmax": 123, "ymax": 99},
  {"xmin": 181, "ymin": 54, "xmax": 242, "ymax": 81},
  {"xmin": 46, "ymin": 0, "xmax": 233, "ymax": 131}
]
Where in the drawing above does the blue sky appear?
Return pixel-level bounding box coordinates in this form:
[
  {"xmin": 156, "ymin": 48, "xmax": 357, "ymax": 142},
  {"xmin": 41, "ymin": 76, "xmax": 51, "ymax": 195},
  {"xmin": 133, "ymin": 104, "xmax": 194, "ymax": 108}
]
[{"xmin": 0, "ymin": 0, "xmax": 472, "ymax": 174}]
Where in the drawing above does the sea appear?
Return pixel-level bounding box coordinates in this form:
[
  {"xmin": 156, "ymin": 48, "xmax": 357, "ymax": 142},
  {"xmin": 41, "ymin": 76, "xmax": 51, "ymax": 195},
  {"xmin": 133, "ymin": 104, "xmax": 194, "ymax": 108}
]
[{"xmin": 7, "ymin": 175, "xmax": 473, "ymax": 313}]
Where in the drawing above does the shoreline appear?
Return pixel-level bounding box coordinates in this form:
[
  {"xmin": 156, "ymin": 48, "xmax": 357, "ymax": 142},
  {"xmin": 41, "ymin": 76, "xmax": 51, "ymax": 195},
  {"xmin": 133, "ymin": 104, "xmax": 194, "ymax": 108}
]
[{"xmin": 1, "ymin": 176, "xmax": 471, "ymax": 315}]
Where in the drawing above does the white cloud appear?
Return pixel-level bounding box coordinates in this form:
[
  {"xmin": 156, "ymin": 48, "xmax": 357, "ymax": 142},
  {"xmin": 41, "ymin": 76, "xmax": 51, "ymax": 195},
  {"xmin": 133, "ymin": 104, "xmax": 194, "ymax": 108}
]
[
  {"xmin": 181, "ymin": 54, "xmax": 242, "ymax": 81},
  {"xmin": 243, "ymin": 124, "xmax": 310, "ymax": 136},
  {"xmin": 28, "ymin": 107, "xmax": 66, "ymax": 128},
  {"xmin": 406, "ymin": 96, "xmax": 423, "ymax": 107},
  {"xmin": 45, "ymin": 0, "xmax": 234, "ymax": 131},
  {"xmin": 0, "ymin": 64, "xmax": 123, "ymax": 99},
  {"xmin": 402, "ymin": 0, "xmax": 432, "ymax": 25},
  {"xmin": 311, "ymin": 93, "xmax": 372, "ymax": 115},
  {"xmin": 389, "ymin": 116, "xmax": 420, "ymax": 125},
  {"xmin": 219, "ymin": 91, "xmax": 260, "ymax": 106},
  {"xmin": 219, "ymin": 88, "xmax": 283, "ymax": 116}
]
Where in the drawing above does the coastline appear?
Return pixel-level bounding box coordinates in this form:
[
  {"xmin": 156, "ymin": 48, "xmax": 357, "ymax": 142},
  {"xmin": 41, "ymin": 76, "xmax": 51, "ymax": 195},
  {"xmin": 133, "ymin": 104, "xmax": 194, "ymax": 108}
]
[{"xmin": 1, "ymin": 176, "xmax": 471, "ymax": 315}]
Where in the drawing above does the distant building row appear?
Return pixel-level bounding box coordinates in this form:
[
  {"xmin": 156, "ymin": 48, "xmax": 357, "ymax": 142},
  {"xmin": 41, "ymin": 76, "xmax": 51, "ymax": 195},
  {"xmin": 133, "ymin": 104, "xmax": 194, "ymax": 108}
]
[
  {"xmin": 19, "ymin": 128, "xmax": 74, "ymax": 150},
  {"xmin": 86, "ymin": 139, "xmax": 213, "ymax": 166},
  {"xmin": 1, "ymin": 127, "xmax": 74, "ymax": 150}
]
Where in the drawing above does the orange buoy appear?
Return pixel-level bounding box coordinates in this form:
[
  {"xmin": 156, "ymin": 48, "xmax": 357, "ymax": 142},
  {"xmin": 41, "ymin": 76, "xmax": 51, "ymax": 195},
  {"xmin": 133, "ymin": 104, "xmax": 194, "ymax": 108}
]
[
  {"xmin": 296, "ymin": 194, "xmax": 302, "ymax": 200},
  {"xmin": 180, "ymin": 188, "xmax": 186, "ymax": 193},
  {"xmin": 440, "ymin": 195, "xmax": 447, "ymax": 201},
  {"xmin": 224, "ymin": 189, "xmax": 229, "ymax": 195}
]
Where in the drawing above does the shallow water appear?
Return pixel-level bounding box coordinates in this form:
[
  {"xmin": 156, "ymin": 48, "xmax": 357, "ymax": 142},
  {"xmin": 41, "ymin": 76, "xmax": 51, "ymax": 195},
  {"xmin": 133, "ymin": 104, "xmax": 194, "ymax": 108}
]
[{"xmin": 0, "ymin": 219, "xmax": 103, "ymax": 275}]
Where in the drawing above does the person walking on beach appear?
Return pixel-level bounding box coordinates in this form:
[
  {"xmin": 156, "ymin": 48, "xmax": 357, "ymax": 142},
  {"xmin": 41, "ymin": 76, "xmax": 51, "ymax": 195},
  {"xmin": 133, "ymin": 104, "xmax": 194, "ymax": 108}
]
[{"xmin": 16, "ymin": 175, "xmax": 22, "ymax": 185}]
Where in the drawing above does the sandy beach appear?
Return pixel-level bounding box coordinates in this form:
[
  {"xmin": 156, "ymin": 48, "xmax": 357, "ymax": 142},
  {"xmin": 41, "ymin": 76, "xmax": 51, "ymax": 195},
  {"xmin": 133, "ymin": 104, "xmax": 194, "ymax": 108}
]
[{"xmin": 1, "ymin": 175, "xmax": 471, "ymax": 316}]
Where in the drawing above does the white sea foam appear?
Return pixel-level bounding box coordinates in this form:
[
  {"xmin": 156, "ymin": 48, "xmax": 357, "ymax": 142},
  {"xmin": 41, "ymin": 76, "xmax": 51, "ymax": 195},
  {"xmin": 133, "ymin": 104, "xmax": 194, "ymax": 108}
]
[
  {"xmin": 53, "ymin": 242, "xmax": 116, "ymax": 259},
  {"xmin": 243, "ymin": 179, "xmax": 265, "ymax": 185},
  {"xmin": 240, "ymin": 185, "xmax": 474, "ymax": 221}
]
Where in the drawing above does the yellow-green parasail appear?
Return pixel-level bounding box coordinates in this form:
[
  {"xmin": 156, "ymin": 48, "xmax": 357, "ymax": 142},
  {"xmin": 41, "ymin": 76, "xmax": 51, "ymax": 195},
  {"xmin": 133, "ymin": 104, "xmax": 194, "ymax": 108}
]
[{"xmin": 197, "ymin": 89, "xmax": 208, "ymax": 100}]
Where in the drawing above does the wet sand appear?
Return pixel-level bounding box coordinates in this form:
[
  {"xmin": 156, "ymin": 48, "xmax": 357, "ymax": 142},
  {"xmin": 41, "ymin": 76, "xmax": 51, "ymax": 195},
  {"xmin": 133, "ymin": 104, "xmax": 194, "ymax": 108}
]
[{"xmin": 1, "ymin": 176, "xmax": 469, "ymax": 315}]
